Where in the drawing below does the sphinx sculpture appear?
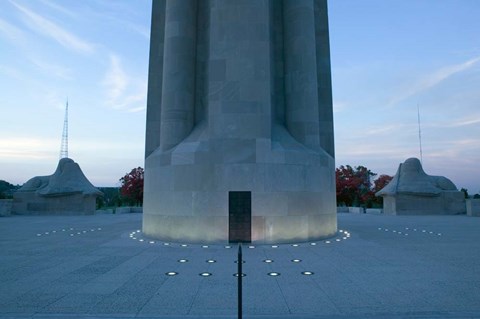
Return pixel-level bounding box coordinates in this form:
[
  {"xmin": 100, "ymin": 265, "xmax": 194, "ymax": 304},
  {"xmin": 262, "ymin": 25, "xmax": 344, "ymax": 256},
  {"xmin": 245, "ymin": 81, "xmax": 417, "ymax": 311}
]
[
  {"xmin": 13, "ymin": 158, "xmax": 102, "ymax": 215},
  {"xmin": 376, "ymin": 158, "xmax": 465, "ymax": 215}
]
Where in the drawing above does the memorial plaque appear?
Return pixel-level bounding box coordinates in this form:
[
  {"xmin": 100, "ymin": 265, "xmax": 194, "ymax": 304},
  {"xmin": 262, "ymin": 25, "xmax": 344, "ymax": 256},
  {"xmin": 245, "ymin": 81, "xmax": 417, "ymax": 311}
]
[{"xmin": 229, "ymin": 191, "xmax": 251, "ymax": 243}]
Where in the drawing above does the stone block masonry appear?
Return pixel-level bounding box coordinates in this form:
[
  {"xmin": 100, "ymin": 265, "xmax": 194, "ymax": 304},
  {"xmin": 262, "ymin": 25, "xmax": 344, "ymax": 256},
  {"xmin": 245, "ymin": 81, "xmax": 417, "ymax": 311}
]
[{"xmin": 144, "ymin": 0, "xmax": 336, "ymax": 243}]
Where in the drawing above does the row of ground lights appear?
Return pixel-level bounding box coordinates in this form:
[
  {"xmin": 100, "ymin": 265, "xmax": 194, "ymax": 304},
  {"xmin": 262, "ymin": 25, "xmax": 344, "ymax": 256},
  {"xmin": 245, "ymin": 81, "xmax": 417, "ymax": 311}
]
[
  {"xmin": 129, "ymin": 229, "xmax": 351, "ymax": 247},
  {"xmin": 165, "ymin": 271, "xmax": 314, "ymax": 277},
  {"xmin": 37, "ymin": 228, "xmax": 102, "ymax": 237},
  {"xmin": 378, "ymin": 227, "xmax": 442, "ymax": 236},
  {"xmin": 167, "ymin": 258, "xmax": 315, "ymax": 277}
]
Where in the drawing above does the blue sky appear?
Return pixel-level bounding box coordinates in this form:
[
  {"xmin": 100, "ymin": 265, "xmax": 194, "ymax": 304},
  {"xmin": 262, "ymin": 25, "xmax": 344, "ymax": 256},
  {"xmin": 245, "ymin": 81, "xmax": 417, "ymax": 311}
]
[{"xmin": 1, "ymin": 0, "xmax": 479, "ymax": 193}]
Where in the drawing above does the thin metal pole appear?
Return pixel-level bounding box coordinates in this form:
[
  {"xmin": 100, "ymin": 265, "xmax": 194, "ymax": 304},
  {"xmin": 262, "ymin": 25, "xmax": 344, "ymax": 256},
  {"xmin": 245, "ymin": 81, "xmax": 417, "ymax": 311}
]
[
  {"xmin": 417, "ymin": 103, "xmax": 423, "ymax": 165},
  {"xmin": 238, "ymin": 243, "xmax": 242, "ymax": 319}
]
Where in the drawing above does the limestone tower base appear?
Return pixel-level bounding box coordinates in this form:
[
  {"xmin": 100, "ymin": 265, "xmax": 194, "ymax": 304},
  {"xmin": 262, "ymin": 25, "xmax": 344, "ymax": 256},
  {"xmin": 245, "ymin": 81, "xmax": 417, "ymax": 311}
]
[{"xmin": 143, "ymin": 0, "xmax": 336, "ymax": 244}]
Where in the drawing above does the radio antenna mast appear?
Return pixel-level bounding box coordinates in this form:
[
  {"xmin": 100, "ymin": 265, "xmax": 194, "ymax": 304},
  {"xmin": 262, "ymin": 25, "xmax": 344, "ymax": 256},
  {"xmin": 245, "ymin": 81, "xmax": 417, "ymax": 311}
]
[
  {"xmin": 60, "ymin": 99, "xmax": 69, "ymax": 159},
  {"xmin": 417, "ymin": 104, "xmax": 423, "ymax": 165}
]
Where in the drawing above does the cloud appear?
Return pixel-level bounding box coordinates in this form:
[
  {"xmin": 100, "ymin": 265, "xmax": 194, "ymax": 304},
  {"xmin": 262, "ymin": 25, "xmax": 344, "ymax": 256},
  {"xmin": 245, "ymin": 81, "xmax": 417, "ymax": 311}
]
[
  {"xmin": 0, "ymin": 64, "xmax": 24, "ymax": 80},
  {"xmin": 129, "ymin": 23, "xmax": 150, "ymax": 40},
  {"xmin": 29, "ymin": 57, "xmax": 73, "ymax": 80},
  {"xmin": 104, "ymin": 15, "xmax": 150, "ymax": 39},
  {"xmin": 388, "ymin": 56, "xmax": 480, "ymax": 106},
  {"xmin": 362, "ymin": 124, "xmax": 407, "ymax": 137},
  {"xmin": 102, "ymin": 54, "xmax": 147, "ymax": 113},
  {"xmin": 333, "ymin": 100, "xmax": 348, "ymax": 113},
  {"xmin": 44, "ymin": 91, "xmax": 68, "ymax": 111},
  {"xmin": 0, "ymin": 17, "xmax": 26, "ymax": 43},
  {"xmin": 0, "ymin": 137, "xmax": 57, "ymax": 160},
  {"xmin": 427, "ymin": 114, "xmax": 480, "ymax": 129},
  {"xmin": 84, "ymin": 1, "xmax": 150, "ymax": 40},
  {"xmin": 447, "ymin": 116, "xmax": 480, "ymax": 128},
  {"xmin": 127, "ymin": 106, "xmax": 147, "ymax": 113},
  {"xmin": 424, "ymin": 139, "xmax": 480, "ymax": 167},
  {"xmin": 337, "ymin": 143, "xmax": 414, "ymax": 158},
  {"xmin": 102, "ymin": 54, "xmax": 128, "ymax": 107},
  {"xmin": 38, "ymin": 0, "xmax": 78, "ymax": 19},
  {"xmin": 9, "ymin": 0, "xmax": 94, "ymax": 54}
]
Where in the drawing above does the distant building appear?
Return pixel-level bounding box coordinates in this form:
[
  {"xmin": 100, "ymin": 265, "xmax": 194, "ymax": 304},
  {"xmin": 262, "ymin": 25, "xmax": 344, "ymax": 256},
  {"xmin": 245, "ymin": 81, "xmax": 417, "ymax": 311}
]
[{"xmin": 13, "ymin": 158, "xmax": 102, "ymax": 215}]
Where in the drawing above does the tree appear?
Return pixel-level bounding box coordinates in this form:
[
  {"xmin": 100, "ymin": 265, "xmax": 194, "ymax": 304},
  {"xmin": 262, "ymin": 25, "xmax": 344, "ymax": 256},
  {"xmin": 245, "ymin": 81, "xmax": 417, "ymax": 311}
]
[
  {"xmin": 373, "ymin": 175, "xmax": 394, "ymax": 193},
  {"xmin": 336, "ymin": 165, "xmax": 376, "ymax": 207},
  {"xmin": 0, "ymin": 180, "xmax": 20, "ymax": 199},
  {"xmin": 460, "ymin": 188, "xmax": 469, "ymax": 199},
  {"xmin": 336, "ymin": 166, "xmax": 394, "ymax": 208},
  {"xmin": 371, "ymin": 174, "xmax": 394, "ymax": 206},
  {"xmin": 119, "ymin": 167, "xmax": 144, "ymax": 206},
  {"xmin": 96, "ymin": 187, "xmax": 122, "ymax": 209}
]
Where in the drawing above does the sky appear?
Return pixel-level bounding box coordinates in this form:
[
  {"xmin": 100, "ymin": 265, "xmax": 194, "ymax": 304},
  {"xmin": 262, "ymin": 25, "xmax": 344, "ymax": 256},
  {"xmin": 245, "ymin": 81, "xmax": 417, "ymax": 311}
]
[{"xmin": 0, "ymin": 0, "xmax": 479, "ymax": 193}]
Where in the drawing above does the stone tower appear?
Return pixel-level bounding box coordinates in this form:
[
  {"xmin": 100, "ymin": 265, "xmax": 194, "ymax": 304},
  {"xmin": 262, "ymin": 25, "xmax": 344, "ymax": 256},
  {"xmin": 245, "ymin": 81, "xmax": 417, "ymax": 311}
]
[{"xmin": 143, "ymin": 0, "xmax": 336, "ymax": 244}]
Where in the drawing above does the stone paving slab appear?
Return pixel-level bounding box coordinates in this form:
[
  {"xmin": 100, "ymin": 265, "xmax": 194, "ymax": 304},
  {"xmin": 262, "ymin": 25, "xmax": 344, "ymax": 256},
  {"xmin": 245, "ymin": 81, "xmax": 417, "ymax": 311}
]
[{"xmin": 0, "ymin": 213, "xmax": 479, "ymax": 318}]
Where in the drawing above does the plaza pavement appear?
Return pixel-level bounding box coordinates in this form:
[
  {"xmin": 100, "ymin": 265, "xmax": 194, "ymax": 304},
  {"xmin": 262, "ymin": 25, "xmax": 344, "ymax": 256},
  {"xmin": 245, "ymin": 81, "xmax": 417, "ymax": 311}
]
[{"xmin": 0, "ymin": 212, "xmax": 479, "ymax": 319}]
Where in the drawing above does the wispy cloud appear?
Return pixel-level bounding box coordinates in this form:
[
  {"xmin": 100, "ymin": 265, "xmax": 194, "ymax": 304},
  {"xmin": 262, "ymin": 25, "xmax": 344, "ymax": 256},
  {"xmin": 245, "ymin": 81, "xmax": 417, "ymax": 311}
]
[
  {"xmin": 0, "ymin": 137, "xmax": 57, "ymax": 160},
  {"xmin": 451, "ymin": 139, "xmax": 480, "ymax": 147},
  {"xmin": 333, "ymin": 100, "xmax": 348, "ymax": 113},
  {"xmin": 426, "ymin": 140, "xmax": 480, "ymax": 164},
  {"xmin": 0, "ymin": 16, "xmax": 26, "ymax": 43},
  {"xmin": 388, "ymin": 56, "xmax": 480, "ymax": 106},
  {"xmin": 85, "ymin": 1, "xmax": 150, "ymax": 40},
  {"xmin": 428, "ymin": 114, "xmax": 480, "ymax": 129},
  {"xmin": 447, "ymin": 116, "xmax": 480, "ymax": 128},
  {"xmin": 126, "ymin": 22, "xmax": 150, "ymax": 40},
  {"xmin": 337, "ymin": 143, "xmax": 415, "ymax": 158},
  {"xmin": 44, "ymin": 91, "xmax": 68, "ymax": 111},
  {"xmin": 9, "ymin": 0, "xmax": 94, "ymax": 54},
  {"xmin": 38, "ymin": 0, "xmax": 78, "ymax": 19},
  {"xmin": 102, "ymin": 54, "xmax": 147, "ymax": 113},
  {"xmin": 105, "ymin": 16, "xmax": 150, "ymax": 39},
  {"xmin": 0, "ymin": 64, "xmax": 24, "ymax": 81},
  {"xmin": 127, "ymin": 106, "xmax": 147, "ymax": 113},
  {"xmin": 362, "ymin": 124, "xmax": 408, "ymax": 137},
  {"xmin": 103, "ymin": 54, "xmax": 127, "ymax": 107},
  {"xmin": 29, "ymin": 57, "xmax": 73, "ymax": 80},
  {"xmin": 428, "ymin": 138, "xmax": 480, "ymax": 150}
]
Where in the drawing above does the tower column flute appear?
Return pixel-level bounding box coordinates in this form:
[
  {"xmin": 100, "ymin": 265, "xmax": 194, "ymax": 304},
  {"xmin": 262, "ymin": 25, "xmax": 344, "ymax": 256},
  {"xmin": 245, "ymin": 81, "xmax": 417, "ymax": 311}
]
[
  {"xmin": 314, "ymin": 0, "xmax": 335, "ymax": 158},
  {"xmin": 160, "ymin": 0, "xmax": 198, "ymax": 151},
  {"xmin": 145, "ymin": 0, "xmax": 166, "ymax": 158},
  {"xmin": 283, "ymin": 0, "xmax": 321, "ymax": 150},
  {"xmin": 144, "ymin": 0, "xmax": 337, "ymax": 244}
]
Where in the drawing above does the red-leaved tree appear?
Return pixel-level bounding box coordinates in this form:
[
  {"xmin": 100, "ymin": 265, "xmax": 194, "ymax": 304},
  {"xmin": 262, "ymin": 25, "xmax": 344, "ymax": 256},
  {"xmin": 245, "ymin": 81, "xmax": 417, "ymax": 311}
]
[
  {"xmin": 374, "ymin": 174, "xmax": 394, "ymax": 193},
  {"xmin": 371, "ymin": 174, "xmax": 394, "ymax": 206},
  {"xmin": 336, "ymin": 165, "xmax": 376, "ymax": 207},
  {"xmin": 119, "ymin": 167, "xmax": 144, "ymax": 206}
]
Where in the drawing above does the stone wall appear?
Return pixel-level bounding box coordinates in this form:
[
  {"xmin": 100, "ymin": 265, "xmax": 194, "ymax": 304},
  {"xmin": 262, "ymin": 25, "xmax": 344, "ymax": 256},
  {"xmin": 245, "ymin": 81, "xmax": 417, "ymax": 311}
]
[
  {"xmin": 383, "ymin": 192, "xmax": 465, "ymax": 215},
  {"xmin": 13, "ymin": 192, "xmax": 97, "ymax": 215},
  {"xmin": 0, "ymin": 199, "xmax": 12, "ymax": 217},
  {"xmin": 466, "ymin": 199, "xmax": 480, "ymax": 217},
  {"xmin": 116, "ymin": 207, "xmax": 143, "ymax": 214},
  {"xmin": 95, "ymin": 209, "xmax": 114, "ymax": 215},
  {"xmin": 365, "ymin": 208, "xmax": 383, "ymax": 215},
  {"xmin": 348, "ymin": 207, "xmax": 365, "ymax": 214},
  {"xmin": 337, "ymin": 207, "xmax": 349, "ymax": 213}
]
